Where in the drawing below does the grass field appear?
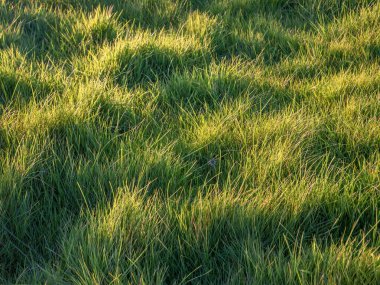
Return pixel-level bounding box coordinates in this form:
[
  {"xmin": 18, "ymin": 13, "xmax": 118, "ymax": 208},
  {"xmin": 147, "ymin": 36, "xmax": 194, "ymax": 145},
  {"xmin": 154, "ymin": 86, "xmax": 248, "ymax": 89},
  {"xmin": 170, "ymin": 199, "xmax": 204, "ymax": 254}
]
[{"xmin": 0, "ymin": 0, "xmax": 379, "ymax": 284}]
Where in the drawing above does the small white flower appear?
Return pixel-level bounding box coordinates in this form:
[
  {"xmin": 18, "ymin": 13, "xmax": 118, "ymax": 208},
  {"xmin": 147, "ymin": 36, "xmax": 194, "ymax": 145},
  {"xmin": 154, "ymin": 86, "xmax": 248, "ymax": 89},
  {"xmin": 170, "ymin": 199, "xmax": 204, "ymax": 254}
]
[{"xmin": 207, "ymin": 158, "xmax": 217, "ymax": 169}]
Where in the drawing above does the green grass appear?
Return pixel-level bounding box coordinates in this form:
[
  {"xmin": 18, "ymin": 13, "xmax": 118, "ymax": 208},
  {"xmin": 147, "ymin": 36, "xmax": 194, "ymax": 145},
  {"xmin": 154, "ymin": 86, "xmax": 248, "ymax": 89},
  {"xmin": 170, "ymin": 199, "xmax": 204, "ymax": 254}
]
[{"xmin": 0, "ymin": 0, "xmax": 379, "ymax": 284}]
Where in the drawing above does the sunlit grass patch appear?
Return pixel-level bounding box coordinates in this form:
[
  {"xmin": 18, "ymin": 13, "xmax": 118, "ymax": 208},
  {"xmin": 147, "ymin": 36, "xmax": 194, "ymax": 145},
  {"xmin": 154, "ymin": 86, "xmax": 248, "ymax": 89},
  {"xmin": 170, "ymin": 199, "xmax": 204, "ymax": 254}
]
[
  {"xmin": 1, "ymin": 0, "xmax": 379, "ymax": 283},
  {"xmin": 81, "ymin": 31, "xmax": 211, "ymax": 87}
]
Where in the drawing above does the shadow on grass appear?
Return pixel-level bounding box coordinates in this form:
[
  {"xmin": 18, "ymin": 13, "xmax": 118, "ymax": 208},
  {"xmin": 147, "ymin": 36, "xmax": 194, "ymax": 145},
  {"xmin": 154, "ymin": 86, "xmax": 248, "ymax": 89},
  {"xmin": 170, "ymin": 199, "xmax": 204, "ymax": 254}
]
[
  {"xmin": 0, "ymin": 4, "xmax": 119, "ymax": 61},
  {"xmin": 301, "ymin": 120, "xmax": 380, "ymax": 173},
  {"xmin": 0, "ymin": 119, "xmax": 194, "ymax": 279},
  {"xmin": 1, "ymin": 112, "xmax": 377, "ymax": 281},
  {"xmin": 3, "ymin": 0, "xmax": 377, "ymax": 66},
  {"xmin": 0, "ymin": 70, "xmax": 59, "ymax": 107},
  {"xmin": 113, "ymin": 43, "xmax": 211, "ymax": 88},
  {"xmin": 45, "ymin": 185, "xmax": 379, "ymax": 284},
  {"xmin": 0, "ymin": 0, "xmax": 378, "ymax": 282}
]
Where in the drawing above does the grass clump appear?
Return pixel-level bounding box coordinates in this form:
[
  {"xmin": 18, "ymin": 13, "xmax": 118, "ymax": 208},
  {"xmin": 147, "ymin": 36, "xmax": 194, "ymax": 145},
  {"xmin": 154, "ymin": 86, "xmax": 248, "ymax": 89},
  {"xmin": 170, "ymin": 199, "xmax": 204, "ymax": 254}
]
[{"xmin": 0, "ymin": 0, "xmax": 379, "ymax": 284}]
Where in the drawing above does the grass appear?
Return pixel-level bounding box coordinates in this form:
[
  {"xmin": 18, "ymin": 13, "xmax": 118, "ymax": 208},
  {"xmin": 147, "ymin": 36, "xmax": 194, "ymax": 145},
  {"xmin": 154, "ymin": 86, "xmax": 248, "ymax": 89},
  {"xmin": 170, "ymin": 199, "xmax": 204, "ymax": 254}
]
[{"xmin": 0, "ymin": 0, "xmax": 379, "ymax": 284}]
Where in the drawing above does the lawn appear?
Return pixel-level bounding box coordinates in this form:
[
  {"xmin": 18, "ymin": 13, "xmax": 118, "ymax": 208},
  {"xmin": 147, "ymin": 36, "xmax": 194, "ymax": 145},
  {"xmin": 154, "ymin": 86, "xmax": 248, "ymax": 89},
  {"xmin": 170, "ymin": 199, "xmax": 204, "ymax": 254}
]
[{"xmin": 0, "ymin": 0, "xmax": 379, "ymax": 284}]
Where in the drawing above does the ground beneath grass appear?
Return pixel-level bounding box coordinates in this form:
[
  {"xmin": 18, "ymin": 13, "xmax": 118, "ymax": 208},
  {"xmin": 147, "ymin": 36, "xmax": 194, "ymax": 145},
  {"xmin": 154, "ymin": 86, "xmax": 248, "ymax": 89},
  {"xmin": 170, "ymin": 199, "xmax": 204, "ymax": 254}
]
[{"xmin": 0, "ymin": 0, "xmax": 379, "ymax": 284}]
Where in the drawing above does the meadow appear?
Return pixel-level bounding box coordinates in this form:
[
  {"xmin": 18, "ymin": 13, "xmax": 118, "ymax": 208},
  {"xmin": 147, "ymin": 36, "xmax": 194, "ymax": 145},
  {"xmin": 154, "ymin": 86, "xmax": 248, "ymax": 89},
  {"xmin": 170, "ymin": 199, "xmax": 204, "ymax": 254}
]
[{"xmin": 0, "ymin": 0, "xmax": 379, "ymax": 284}]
